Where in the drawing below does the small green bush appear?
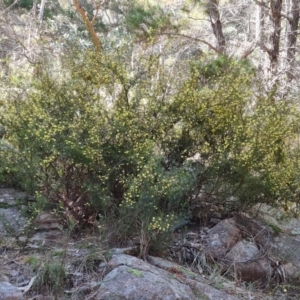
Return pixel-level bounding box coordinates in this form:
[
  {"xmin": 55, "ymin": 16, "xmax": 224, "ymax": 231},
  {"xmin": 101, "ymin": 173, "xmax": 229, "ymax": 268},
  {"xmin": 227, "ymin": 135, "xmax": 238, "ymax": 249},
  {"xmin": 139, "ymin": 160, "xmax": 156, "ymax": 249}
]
[{"xmin": 35, "ymin": 261, "xmax": 66, "ymax": 295}]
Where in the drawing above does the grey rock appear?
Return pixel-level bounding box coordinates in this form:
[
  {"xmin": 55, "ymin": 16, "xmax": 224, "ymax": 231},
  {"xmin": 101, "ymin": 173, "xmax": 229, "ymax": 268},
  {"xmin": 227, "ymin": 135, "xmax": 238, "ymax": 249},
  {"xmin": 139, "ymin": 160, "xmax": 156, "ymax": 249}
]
[
  {"xmin": 147, "ymin": 256, "xmax": 188, "ymax": 272},
  {"xmin": 34, "ymin": 212, "xmax": 62, "ymax": 230},
  {"xmin": 29, "ymin": 230, "xmax": 63, "ymax": 245},
  {"xmin": 209, "ymin": 217, "xmax": 221, "ymax": 225},
  {"xmin": 250, "ymin": 203, "xmax": 300, "ymax": 236},
  {"xmin": 281, "ymin": 262, "xmax": 300, "ymax": 280},
  {"xmin": 205, "ymin": 219, "xmax": 241, "ymax": 260},
  {"xmin": 27, "ymin": 212, "xmax": 64, "ymax": 246},
  {"xmin": 210, "ymin": 211, "xmax": 222, "ymax": 219},
  {"xmin": 249, "ymin": 204, "xmax": 300, "ymax": 280},
  {"xmin": 0, "ymin": 207, "xmax": 27, "ymax": 236},
  {"xmin": 95, "ymin": 254, "xmax": 239, "ymax": 300},
  {"xmin": 225, "ymin": 240, "xmax": 260, "ymax": 263},
  {"xmin": 98, "ymin": 265, "xmax": 194, "ymax": 300},
  {"xmin": 185, "ymin": 279, "xmax": 240, "ymax": 300},
  {"xmin": 273, "ymin": 233, "xmax": 300, "ymax": 269},
  {"xmin": 0, "ymin": 189, "xmax": 31, "ymax": 205},
  {"xmin": 147, "ymin": 256, "xmax": 239, "ymax": 300},
  {"xmin": 0, "ymin": 282, "xmax": 23, "ymax": 300},
  {"xmin": 0, "ymin": 275, "xmax": 9, "ymax": 282},
  {"xmin": 234, "ymin": 213, "xmax": 274, "ymax": 250},
  {"xmin": 96, "ymin": 254, "xmax": 196, "ymax": 300}
]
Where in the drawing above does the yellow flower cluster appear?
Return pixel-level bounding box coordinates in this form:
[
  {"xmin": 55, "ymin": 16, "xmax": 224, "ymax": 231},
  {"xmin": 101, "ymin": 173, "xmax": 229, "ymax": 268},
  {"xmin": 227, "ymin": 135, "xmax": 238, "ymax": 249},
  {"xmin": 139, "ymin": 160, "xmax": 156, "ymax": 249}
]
[{"xmin": 148, "ymin": 214, "xmax": 175, "ymax": 232}]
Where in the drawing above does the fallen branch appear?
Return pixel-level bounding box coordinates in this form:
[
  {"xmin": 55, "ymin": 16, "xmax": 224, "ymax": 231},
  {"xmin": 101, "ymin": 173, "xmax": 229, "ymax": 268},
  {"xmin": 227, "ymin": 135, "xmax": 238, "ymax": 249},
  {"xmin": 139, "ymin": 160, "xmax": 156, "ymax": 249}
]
[{"xmin": 17, "ymin": 276, "xmax": 37, "ymax": 294}]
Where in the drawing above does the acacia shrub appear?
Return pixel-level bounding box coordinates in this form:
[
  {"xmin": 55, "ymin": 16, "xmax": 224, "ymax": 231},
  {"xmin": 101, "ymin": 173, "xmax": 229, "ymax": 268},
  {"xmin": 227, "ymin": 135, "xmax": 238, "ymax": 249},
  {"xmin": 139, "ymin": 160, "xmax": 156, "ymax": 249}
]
[
  {"xmin": 2, "ymin": 51, "xmax": 119, "ymax": 222},
  {"xmin": 0, "ymin": 49, "xmax": 186, "ymax": 230},
  {"xmin": 166, "ymin": 58, "xmax": 300, "ymax": 212},
  {"xmin": 1, "ymin": 51, "xmax": 300, "ymax": 249}
]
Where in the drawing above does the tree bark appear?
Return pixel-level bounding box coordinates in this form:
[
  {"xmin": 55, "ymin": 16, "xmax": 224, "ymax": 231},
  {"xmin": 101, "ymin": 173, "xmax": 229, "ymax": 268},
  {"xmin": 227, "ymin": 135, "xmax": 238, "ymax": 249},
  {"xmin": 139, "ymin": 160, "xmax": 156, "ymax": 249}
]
[
  {"xmin": 38, "ymin": 0, "xmax": 46, "ymax": 24},
  {"xmin": 32, "ymin": 0, "xmax": 37, "ymax": 17},
  {"xmin": 73, "ymin": 0, "xmax": 102, "ymax": 52},
  {"xmin": 269, "ymin": 0, "xmax": 282, "ymax": 70},
  {"xmin": 255, "ymin": 4, "xmax": 267, "ymax": 44},
  {"xmin": 286, "ymin": 0, "xmax": 300, "ymax": 80},
  {"xmin": 206, "ymin": 0, "xmax": 226, "ymax": 54}
]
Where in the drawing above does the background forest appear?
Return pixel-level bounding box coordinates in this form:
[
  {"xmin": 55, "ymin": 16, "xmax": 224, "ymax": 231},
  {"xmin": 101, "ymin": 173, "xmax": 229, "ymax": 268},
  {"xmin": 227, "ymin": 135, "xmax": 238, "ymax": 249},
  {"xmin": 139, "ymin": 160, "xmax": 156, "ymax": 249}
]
[{"xmin": 1, "ymin": 0, "xmax": 300, "ymax": 250}]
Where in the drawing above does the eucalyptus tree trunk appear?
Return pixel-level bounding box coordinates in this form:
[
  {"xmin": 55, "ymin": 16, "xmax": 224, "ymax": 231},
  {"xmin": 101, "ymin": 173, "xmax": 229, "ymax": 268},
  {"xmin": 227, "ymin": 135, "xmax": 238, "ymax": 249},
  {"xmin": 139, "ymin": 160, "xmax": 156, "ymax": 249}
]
[
  {"xmin": 255, "ymin": 4, "xmax": 267, "ymax": 44},
  {"xmin": 32, "ymin": 0, "xmax": 37, "ymax": 17},
  {"xmin": 269, "ymin": 0, "xmax": 282, "ymax": 72},
  {"xmin": 286, "ymin": 0, "xmax": 300, "ymax": 80},
  {"xmin": 205, "ymin": 0, "xmax": 226, "ymax": 54},
  {"xmin": 38, "ymin": 0, "xmax": 46, "ymax": 24},
  {"xmin": 73, "ymin": 0, "xmax": 102, "ymax": 52}
]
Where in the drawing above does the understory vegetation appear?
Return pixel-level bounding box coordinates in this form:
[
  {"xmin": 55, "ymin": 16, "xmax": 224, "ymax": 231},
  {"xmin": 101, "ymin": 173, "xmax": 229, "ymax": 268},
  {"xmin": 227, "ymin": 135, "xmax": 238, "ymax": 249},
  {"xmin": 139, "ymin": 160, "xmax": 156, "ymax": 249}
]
[
  {"xmin": 1, "ymin": 50, "xmax": 300, "ymax": 252},
  {"xmin": 1, "ymin": 0, "xmax": 300, "ymax": 255}
]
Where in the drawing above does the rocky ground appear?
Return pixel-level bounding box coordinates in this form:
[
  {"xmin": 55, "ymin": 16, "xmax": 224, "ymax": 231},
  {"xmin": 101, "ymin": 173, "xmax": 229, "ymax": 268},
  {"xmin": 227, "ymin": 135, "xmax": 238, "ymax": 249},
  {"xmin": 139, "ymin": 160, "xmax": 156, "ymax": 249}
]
[{"xmin": 1, "ymin": 188, "xmax": 300, "ymax": 300}]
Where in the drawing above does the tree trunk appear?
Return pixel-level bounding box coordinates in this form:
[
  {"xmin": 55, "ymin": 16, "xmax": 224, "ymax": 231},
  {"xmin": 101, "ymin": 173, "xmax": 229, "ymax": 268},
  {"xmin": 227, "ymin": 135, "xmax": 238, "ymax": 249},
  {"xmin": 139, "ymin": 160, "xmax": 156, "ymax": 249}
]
[
  {"xmin": 32, "ymin": 0, "xmax": 37, "ymax": 17},
  {"xmin": 73, "ymin": 0, "xmax": 102, "ymax": 52},
  {"xmin": 206, "ymin": 0, "xmax": 226, "ymax": 54},
  {"xmin": 269, "ymin": 0, "xmax": 282, "ymax": 71},
  {"xmin": 286, "ymin": 0, "xmax": 300, "ymax": 80},
  {"xmin": 38, "ymin": 0, "xmax": 46, "ymax": 24},
  {"xmin": 255, "ymin": 4, "xmax": 267, "ymax": 44}
]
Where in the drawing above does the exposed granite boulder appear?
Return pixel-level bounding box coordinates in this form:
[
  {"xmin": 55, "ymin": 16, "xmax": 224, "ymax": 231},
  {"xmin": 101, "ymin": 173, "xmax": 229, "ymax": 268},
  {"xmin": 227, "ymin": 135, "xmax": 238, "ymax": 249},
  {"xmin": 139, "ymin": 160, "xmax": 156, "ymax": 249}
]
[
  {"xmin": 273, "ymin": 233, "xmax": 300, "ymax": 269},
  {"xmin": 26, "ymin": 211, "xmax": 64, "ymax": 246},
  {"xmin": 225, "ymin": 240, "xmax": 272, "ymax": 282},
  {"xmin": 95, "ymin": 254, "xmax": 239, "ymax": 300},
  {"xmin": 250, "ymin": 203, "xmax": 300, "ymax": 236},
  {"xmin": 0, "ymin": 189, "xmax": 28, "ymax": 237},
  {"xmin": 146, "ymin": 256, "xmax": 240, "ymax": 300},
  {"xmin": 204, "ymin": 218, "xmax": 241, "ymax": 260},
  {"xmin": 96, "ymin": 254, "xmax": 196, "ymax": 300},
  {"xmin": 249, "ymin": 203, "xmax": 300, "ymax": 280},
  {"xmin": 0, "ymin": 189, "xmax": 63, "ymax": 246}
]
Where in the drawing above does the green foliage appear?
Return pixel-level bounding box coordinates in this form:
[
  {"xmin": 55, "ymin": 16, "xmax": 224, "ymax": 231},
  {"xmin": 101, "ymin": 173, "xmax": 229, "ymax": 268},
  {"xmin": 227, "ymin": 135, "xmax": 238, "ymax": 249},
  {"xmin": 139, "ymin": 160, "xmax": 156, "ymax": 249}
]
[
  {"xmin": 26, "ymin": 255, "xmax": 40, "ymax": 271},
  {"xmin": 4, "ymin": 0, "xmax": 54, "ymax": 19},
  {"xmin": 35, "ymin": 260, "xmax": 66, "ymax": 295},
  {"xmin": 191, "ymin": 55, "xmax": 256, "ymax": 87},
  {"xmin": 1, "ymin": 47, "xmax": 300, "ymax": 253},
  {"xmin": 0, "ymin": 139, "xmax": 35, "ymax": 190},
  {"xmin": 180, "ymin": 66, "xmax": 289, "ymax": 204},
  {"xmin": 4, "ymin": 0, "xmax": 36, "ymax": 10},
  {"xmin": 124, "ymin": 1, "xmax": 176, "ymax": 38}
]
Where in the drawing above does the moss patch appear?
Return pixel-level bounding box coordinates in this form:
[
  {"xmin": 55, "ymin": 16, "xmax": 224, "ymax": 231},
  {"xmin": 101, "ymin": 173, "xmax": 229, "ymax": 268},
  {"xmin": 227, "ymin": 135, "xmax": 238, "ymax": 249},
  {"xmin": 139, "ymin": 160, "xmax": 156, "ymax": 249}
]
[{"xmin": 127, "ymin": 267, "xmax": 143, "ymax": 277}]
